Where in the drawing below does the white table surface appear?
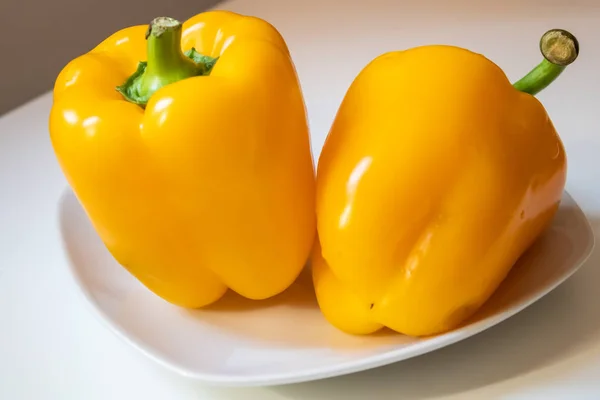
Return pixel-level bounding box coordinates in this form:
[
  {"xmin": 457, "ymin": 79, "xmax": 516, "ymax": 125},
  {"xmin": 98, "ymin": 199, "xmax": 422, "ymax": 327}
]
[{"xmin": 2, "ymin": 0, "xmax": 600, "ymax": 398}]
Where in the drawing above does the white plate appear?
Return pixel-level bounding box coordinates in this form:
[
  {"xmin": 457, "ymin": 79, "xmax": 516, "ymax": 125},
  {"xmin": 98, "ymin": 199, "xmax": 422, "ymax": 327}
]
[{"xmin": 58, "ymin": 189, "xmax": 594, "ymax": 387}]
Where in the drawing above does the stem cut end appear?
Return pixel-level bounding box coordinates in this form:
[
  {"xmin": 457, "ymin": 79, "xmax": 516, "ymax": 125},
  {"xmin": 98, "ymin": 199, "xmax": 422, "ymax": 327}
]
[
  {"xmin": 540, "ymin": 29, "xmax": 579, "ymax": 66},
  {"xmin": 146, "ymin": 17, "xmax": 181, "ymax": 39}
]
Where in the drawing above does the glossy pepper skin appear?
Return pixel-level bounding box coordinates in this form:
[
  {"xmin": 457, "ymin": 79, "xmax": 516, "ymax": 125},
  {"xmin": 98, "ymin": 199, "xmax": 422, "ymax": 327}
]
[
  {"xmin": 49, "ymin": 11, "xmax": 316, "ymax": 308},
  {"xmin": 313, "ymin": 43, "xmax": 571, "ymax": 337}
]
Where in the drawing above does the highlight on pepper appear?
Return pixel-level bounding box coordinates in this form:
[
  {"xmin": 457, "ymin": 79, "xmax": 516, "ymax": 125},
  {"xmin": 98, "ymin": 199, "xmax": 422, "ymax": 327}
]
[
  {"xmin": 49, "ymin": 11, "xmax": 317, "ymax": 309},
  {"xmin": 312, "ymin": 29, "xmax": 579, "ymax": 337}
]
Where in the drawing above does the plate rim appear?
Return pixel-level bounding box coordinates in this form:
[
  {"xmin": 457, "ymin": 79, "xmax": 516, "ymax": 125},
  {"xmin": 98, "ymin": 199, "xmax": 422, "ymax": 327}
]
[{"xmin": 59, "ymin": 189, "xmax": 596, "ymax": 387}]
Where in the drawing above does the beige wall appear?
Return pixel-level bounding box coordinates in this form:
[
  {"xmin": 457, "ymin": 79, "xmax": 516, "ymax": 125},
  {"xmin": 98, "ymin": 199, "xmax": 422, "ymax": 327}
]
[{"xmin": 0, "ymin": 0, "xmax": 222, "ymax": 115}]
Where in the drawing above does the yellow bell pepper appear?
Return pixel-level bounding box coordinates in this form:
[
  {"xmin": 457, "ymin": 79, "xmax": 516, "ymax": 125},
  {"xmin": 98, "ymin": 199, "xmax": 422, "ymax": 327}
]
[
  {"xmin": 312, "ymin": 29, "xmax": 579, "ymax": 336},
  {"xmin": 49, "ymin": 11, "xmax": 316, "ymax": 308}
]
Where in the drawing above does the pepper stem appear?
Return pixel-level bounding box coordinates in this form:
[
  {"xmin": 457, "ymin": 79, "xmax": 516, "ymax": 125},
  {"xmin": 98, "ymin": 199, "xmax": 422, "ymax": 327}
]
[
  {"xmin": 116, "ymin": 16, "xmax": 218, "ymax": 107},
  {"xmin": 513, "ymin": 29, "xmax": 579, "ymax": 96}
]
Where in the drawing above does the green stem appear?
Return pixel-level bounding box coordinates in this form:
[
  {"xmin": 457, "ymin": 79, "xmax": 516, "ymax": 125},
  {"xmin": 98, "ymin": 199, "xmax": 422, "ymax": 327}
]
[
  {"xmin": 116, "ymin": 17, "xmax": 218, "ymax": 107},
  {"xmin": 139, "ymin": 17, "xmax": 197, "ymax": 95},
  {"xmin": 513, "ymin": 29, "xmax": 579, "ymax": 96}
]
